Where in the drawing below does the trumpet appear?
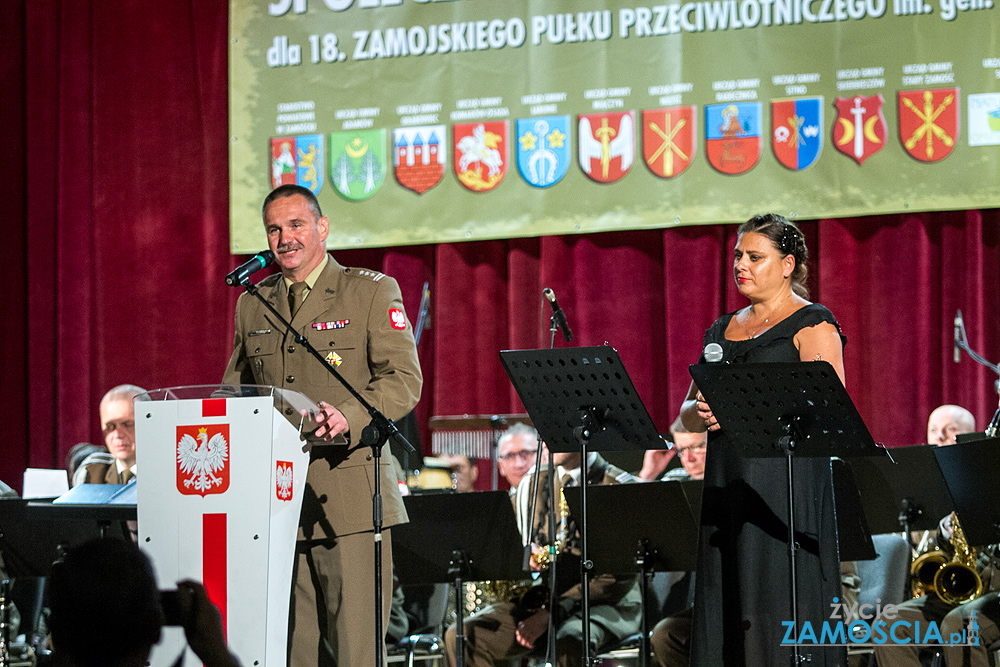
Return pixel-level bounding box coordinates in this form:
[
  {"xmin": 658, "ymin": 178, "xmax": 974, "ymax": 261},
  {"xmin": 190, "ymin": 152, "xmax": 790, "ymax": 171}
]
[{"xmin": 910, "ymin": 514, "xmax": 983, "ymax": 604}]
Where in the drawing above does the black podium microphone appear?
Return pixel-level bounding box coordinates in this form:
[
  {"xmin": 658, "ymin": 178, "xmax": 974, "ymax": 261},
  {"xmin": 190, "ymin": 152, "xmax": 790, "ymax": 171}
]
[
  {"xmin": 543, "ymin": 288, "xmax": 573, "ymax": 341},
  {"xmin": 225, "ymin": 250, "xmax": 275, "ymax": 286}
]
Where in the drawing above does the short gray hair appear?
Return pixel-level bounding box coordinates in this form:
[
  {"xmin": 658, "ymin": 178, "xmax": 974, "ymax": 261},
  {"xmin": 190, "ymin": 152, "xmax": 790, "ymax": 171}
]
[
  {"xmin": 100, "ymin": 384, "xmax": 146, "ymax": 408},
  {"xmin": 498, "ymin": 422, "xmax": 538, "ymax": 452}
]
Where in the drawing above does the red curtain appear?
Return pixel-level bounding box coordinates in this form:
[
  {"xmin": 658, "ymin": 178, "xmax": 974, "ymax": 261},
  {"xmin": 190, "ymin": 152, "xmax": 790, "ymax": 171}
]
[{"xmin": 5, "ymin": 1, "xmax": 999, "ymax": 492}]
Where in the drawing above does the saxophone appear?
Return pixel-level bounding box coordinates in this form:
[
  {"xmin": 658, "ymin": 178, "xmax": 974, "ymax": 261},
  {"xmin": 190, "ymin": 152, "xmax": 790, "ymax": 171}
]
[
  {"xmin": 910, "ymin": 514, "xmax": 982, "ymax": 604},
  {"xmin": 467, "ymin": 479, "xmax": 573, "ymax": 617},
  {"xmin": 530, "ymin": 485, "xmax": 571, "ymax": 570}
]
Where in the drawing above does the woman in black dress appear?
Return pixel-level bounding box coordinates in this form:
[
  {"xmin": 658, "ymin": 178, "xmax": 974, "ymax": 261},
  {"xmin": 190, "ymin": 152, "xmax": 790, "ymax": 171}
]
[{"xmin": 678, "ymin": 214, "xmax": 848, "ymax": 667}]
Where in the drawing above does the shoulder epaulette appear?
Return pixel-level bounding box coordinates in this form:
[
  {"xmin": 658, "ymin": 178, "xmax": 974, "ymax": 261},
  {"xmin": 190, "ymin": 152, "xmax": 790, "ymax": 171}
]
[{"xmin": 346, "ymin": 267, "xmax": 386, "ymax": 282}]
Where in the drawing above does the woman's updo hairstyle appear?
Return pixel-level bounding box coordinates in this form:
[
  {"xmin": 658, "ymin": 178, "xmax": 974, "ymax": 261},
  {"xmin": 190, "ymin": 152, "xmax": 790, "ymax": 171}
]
[{"xmin": 737, "ymin": 213, "xmax": 809, "ymax": 298}]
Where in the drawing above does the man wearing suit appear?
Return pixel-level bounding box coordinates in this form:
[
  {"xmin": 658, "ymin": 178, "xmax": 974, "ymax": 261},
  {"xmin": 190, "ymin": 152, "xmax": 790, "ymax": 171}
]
[
  {"xmin": 444, "ymin": 451, "xmax": 642, "ymax": 666},
  {"xmin": 222, "ymin": 184, "xmax": 422, "ymax": 667},
  {"xmin": 80, "ymin": 384, "xmax": 146, "ymax": 484}
]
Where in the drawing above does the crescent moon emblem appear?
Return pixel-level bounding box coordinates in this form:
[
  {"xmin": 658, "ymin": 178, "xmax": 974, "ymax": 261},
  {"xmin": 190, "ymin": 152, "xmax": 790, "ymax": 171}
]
[
  {"xmin": 345, "ymin": 141, "xmax": 369, "ymax": 159},
  {"xmin": 836, "ymin": 118, "xmax": 854, "ymax": 146},
  {"xmin": 864, "ymin": 116, "xmax": 882, "ymax": 144}
]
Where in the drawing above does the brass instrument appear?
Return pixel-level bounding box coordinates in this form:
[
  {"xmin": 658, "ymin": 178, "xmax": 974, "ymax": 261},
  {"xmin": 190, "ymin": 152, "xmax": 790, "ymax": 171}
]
[
  {"xmin": 910, "ymin": 514, "xmax": 982, "ymax": 604},
  {"xmin": 467, "ymin": 478, "xmax": 572, "ymax": 616},
  {"xmin": 531, "ymin": 485, "xmax": 571, "ymax": 570}
]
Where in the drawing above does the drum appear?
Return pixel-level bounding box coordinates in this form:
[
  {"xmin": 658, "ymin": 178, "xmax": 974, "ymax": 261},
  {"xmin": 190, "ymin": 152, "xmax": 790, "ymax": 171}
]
[{"xmin": 407, "ymin": 457, "xmax": 453, "ymax": 492}]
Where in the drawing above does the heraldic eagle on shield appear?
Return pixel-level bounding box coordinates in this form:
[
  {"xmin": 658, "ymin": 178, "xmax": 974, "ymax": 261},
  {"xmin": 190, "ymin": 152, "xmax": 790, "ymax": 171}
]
[{"xmin": 177, "ymin": 427, "xmax": 229, "ymax": 494}]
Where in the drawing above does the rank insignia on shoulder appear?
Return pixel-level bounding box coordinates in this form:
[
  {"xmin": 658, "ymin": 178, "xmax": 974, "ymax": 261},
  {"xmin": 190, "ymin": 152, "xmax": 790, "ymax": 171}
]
[
  {"xmin": 248, "ymin": 329, "xmax": 272, "ymax": 337},
  {"xmin": 313, "ymin": 320, "xmax": 349, "ymax": 331},
  {"xmin": 355, "ymin": 269, "xmax": 385, "ymax": 281},
  {"xmin": 326, "ymin": 351, "xmax": 343, "ymax": 367}
]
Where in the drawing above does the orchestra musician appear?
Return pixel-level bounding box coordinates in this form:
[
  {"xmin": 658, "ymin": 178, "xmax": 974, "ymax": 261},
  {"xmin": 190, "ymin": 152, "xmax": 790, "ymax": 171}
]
[
  {"xmin": 874, "ymin": 512, "xmax": 1000, "ymax": 667},
  {"xmin": 496, "ymin": 423, "xmax": 545, "ymax": 492},
  {"xmin": 677, "ymin": 213, "xmax": 847, "ymax": 666},
  {"xmin": 926, "ymin": 404, "xmax": 976, "ymax": 447},
  {"xmin": 443, "ymin": 450, "xmax": 641, "ymax": 666},
  {"xmin": 875, "ymin": 402, "xmax": 996, "ymax": 667}
]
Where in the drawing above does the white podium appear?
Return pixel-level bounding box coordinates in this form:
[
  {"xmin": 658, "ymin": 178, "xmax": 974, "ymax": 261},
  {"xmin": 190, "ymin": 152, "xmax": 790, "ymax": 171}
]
[{"xmin": 135, "ymin": 385, "xmax": 314, "ymax": 667}]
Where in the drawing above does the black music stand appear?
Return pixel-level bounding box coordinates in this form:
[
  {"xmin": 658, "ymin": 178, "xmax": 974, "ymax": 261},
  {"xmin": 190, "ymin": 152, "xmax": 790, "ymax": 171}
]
[
  {"xmin": 0, "ymin": 496, "xmax": 134, "ymax": 578},
  {"xmin": 690, "ymin": 361, "xmax": 884, "ymax": 667},
  {"xmin": 845, "ymin": 444, "xmax": 955, "ymax": 538},
  {"xmin": 831, "ymin": 458, "xmax": 877, "ymax": 562},
  {"xmin": 564, "ymin": 481, "xmax": 700, "ymax": 667},
  {"xmin": 933, "ymin": 437, "xmax": 1000, "ymax": 546},
  {"xmin": 391, "ymin": 491, "xmax": 525, "ymax": 667},
  {"xmin": 500, "ymin": 346, "xmax": 664, "ymax": 667}
]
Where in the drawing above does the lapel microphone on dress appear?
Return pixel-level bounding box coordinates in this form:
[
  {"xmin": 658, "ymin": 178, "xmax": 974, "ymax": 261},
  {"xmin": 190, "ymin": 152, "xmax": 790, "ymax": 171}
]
[
  {"xmin": 225, "ymin": 250, "xmax": 276, "ymax": 286},
  {"xmin": 543, "ymin": 288, "xmax": 574, "ymax": 342}
]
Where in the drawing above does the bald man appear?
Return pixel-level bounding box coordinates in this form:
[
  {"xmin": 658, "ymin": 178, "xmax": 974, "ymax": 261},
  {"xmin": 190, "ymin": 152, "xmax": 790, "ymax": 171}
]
[{"xmin": 927, "ymin": 404, "xmax": 976, "ymax": 446}]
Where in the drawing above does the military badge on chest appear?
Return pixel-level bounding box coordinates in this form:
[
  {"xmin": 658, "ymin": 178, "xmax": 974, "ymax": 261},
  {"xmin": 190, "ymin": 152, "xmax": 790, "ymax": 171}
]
[{"xmin": 313, "ymin": 319, "xmax": 349, "ymax": 331}]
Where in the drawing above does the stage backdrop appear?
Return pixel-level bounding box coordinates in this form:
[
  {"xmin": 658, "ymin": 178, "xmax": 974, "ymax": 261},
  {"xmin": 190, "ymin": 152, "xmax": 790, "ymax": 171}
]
[
  {"xmin": 5, "ymin": 0, "xmax": 999, "ymax": 494},
  {"xmin": 229, "ymin": 0, "xmax": 1000, "ymax": 251}
]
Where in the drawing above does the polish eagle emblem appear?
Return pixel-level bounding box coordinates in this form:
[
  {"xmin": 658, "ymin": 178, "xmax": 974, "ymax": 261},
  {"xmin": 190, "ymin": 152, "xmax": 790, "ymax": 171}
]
[
  {"xmin": 176, "ymin": 426, "xmax": 230, "ymax": 496},
  {"xmin": 276, "ymin": 461, "xmax": 294, "ymax": 501}
]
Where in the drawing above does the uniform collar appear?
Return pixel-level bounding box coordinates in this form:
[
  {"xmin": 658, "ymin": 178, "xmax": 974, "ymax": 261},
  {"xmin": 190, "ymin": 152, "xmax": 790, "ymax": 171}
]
[{"xmin": 283, "ymin": 253, "xmax": 329, "ymax": 291}]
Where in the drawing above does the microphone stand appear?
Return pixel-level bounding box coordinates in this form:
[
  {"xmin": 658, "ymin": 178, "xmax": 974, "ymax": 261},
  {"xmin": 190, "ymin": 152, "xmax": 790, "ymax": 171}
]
[
  {"xmin": 954, "ymin": 310, "xmax": 1000, "ymax": 377},
  {"xmin": 522, "ymin": 297, "xmax": 568, "ymax": 666},
  {"xmin": 548, "ymin": 308, "xmax": 560, "ymax": 349},
  {"xmin": 239, "ymin": 277, "xmax": 415, "ymax": 667},
  {"xmin": 954, "ymin": 310, "xmax": 1000, "ymax": 433}
]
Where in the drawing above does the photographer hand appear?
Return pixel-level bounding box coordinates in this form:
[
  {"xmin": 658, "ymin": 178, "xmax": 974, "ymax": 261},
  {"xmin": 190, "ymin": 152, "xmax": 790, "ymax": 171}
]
[{"xmin": 176, "ymin": 580, "xmax": 241, "ymax": 667}]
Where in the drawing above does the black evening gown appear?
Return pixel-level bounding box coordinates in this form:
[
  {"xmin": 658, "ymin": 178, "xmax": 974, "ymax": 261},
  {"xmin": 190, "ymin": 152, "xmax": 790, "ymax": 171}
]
[{"xmin": 690, "ymin": 303, "xmax": 848, "ymax": 667}]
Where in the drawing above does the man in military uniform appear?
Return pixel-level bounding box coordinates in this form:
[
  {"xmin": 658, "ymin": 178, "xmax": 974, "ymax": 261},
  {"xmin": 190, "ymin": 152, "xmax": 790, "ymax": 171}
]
[
  {"xmin": 222, "ymin": 184, "xmax": 422, "ymax": 667},
  {"xmin": 444, "ymin": 450, "xmax": 642, "ymax": 666}
]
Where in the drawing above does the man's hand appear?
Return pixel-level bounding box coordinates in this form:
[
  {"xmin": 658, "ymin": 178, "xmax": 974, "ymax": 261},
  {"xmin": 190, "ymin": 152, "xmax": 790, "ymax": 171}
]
[
  {"xmin": 528, "ymin": 544, "xmax": 549, "ymax": 572},
  {"xmin": 306, "ymin": 401, "xmax": 349, "ymax": 441},
  {"xmin": 515, "ymin": 609, "xmax": 550, "ymax": 648}
]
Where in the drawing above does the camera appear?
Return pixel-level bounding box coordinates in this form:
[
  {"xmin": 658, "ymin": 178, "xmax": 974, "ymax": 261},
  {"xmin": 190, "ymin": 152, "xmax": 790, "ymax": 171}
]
[{"xmin": 160, "ymin": 589, "xmax": 185, "ymax": 626}]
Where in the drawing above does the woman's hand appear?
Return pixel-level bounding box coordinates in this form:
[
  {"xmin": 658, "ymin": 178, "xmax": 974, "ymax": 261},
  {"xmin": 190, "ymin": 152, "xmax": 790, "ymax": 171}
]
[{"xmin": 696, "ymin": 392, "xmax": 721, "ymax": 431}]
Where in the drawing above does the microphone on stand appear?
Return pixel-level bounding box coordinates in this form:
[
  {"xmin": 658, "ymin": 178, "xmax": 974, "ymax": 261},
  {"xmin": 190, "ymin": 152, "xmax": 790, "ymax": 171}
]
[
  {"xmin": 225, "ymin": 250, "xmax": 276, "ymax": 286},
  {"xmin": 954, "ymin": 310, "xmax": 964, "ymax": 363},
  {"xmin": 543, "ymin": 288, "xmax": 574, "ymax": 342}
]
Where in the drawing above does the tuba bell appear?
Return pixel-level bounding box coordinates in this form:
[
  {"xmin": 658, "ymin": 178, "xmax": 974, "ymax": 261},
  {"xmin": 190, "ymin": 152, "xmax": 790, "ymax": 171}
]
[{"xmin": 910, "ymin": 514, "xmax": 982, "ymax": 604}]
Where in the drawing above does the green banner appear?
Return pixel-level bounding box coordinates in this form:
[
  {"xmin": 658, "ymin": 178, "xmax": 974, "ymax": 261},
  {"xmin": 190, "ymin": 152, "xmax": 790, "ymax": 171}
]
[{"xmin": 229, "ymin": 0, "xmax": 1000, "ymax": 252}]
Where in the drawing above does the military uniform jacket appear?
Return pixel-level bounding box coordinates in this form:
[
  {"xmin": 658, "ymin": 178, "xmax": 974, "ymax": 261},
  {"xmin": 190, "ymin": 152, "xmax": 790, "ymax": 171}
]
[
  {"xmin": 83, "ymin": 462, "xmax": 130, "ymax": 485},
  {"xmin": 223, "ymin": 255, "xmax": 422, "ymax": 539}
]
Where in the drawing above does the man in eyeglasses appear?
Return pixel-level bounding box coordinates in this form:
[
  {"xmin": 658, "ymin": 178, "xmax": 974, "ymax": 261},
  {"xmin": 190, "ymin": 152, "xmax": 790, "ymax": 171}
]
[
  {"xmin": 660, "ymin": 422, "xmax": 708, "ymax": 482},
  {"xmin": 637, "ymin": 420, "xmax": 708, "ymax": 483},
  {"xmin": 80, "ymin": 384, "xmax": 146, "ymax": 484},
  {"xmin": 496, "ymin": 422, "xmax": 547, "ymax": 492}
]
